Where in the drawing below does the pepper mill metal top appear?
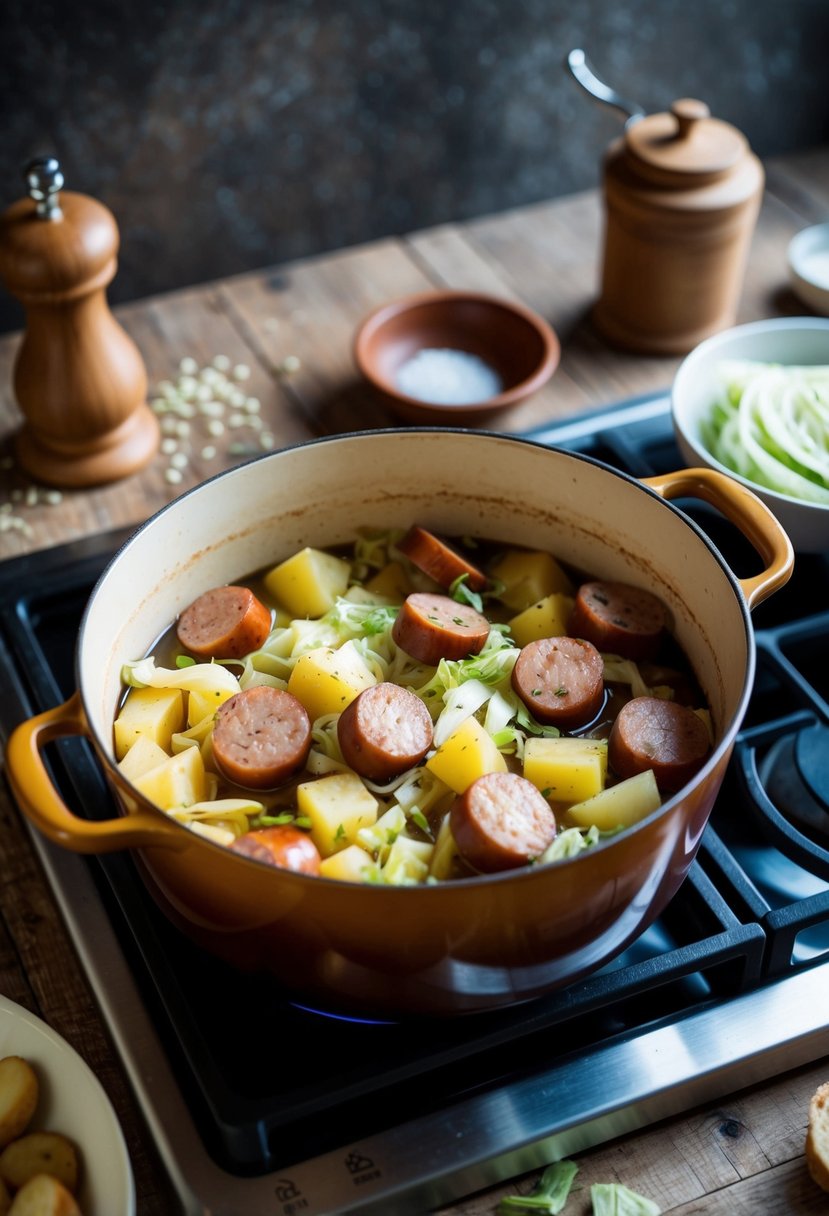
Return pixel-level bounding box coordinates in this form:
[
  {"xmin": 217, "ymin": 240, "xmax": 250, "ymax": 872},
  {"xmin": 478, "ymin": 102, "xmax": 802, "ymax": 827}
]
[{"xmin": 25, "ymin": 156, "xmax": 65, "ymax": 219}]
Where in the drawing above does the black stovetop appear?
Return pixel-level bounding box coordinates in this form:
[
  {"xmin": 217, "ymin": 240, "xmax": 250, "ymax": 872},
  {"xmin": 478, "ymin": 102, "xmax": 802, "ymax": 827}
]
[{"xmin": 1, "ymin": 393, "xmax": 828, "ymax": 1203}]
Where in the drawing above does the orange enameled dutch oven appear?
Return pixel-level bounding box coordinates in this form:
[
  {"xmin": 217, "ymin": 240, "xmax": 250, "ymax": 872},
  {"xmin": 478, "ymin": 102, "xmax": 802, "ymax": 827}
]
[{"xmin": 5, "ymin": 430, "xmax": 793, "ymax": 1017}]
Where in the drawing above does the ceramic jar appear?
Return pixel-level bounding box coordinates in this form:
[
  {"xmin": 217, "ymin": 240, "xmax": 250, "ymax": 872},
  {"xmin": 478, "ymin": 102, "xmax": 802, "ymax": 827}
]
[{"xmin": 594, "ymin": 98, "xmax": 764, "ymax": 355}]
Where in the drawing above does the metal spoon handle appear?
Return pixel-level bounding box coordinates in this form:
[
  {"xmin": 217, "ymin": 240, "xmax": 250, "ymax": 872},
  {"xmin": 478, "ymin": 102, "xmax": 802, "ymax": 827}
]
[{"xmin": 566, "ymin": 49, "xmax": 646, "ymax": 126}]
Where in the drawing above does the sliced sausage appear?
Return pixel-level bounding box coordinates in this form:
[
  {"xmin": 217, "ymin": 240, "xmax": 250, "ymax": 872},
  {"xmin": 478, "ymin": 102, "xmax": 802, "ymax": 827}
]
[
  {"xmin": 392, "ymin": 592, "xmax": 490, "ymax": 666},
  {"xmin": 230, "ymin": 824, "xmax": 321, "ymax": 874},
  {"xmin": 338, "ymin": 682, "xmax": 434, "ymax": 782},
  {"xmin": 177, "ymin": 584, "xmax": 272, "ymax": 660},
  {"xmin": 511, "ymin": 635, "xmax": 605, "ymax": 730},
  {"xmin": 212, "ymin": 686, "xmax": 312, "ymax": 789},
  {"xmin": 397, "ymin": 525, "xmax": 487, "ymax": 591},
  {"xmin": 450, "ymin": 771, "xmax": 556, "ymax": 873},
  {"xmin": 569, "ymin": 580, "xmax": 667, "ymax": 661},
  {"xmin": 609, "ymin": 695, "xmax": 711, "ymax": 793}
]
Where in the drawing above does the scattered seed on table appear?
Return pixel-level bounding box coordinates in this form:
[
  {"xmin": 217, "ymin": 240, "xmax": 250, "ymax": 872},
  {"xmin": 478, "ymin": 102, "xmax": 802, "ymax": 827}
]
[
  {"xmin": 200, "ymin": 445, "xmax": 217, "ymax": 460},
  {"xmin": 179, "ymin": 356, "xmax": 199, "ymax": 376},
  {"xmin": 161, "ymin": 438, "xmax": 178, "ymax": 455},
  {"xmin": 212, "ymin": 354, "xmax": 231, "ymax": 371},
  {"xmin": 164, "ymin": 467, "xmax": 183, "ymax": 485},
  {"xmin": 276, "ymin": 354, "xmax": 301, "ymax": 375},
  {"xmin": 198, "ymin": 400, "xmax": 224, "ymax": 417},
  {"xmin": 207, "ymin": 420, "xmax": 225, "ymax": 437},
  {"xmin": 233, "ymin": 363, "xmax": 251, "ymax": 381},
  {"xmin": 170, "ymin": 452, "xmax": 188, "ymax": 470}
]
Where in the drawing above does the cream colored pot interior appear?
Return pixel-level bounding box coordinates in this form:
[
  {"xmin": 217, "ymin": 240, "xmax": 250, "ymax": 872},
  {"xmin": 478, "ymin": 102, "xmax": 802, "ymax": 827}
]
[{"xmin": 80, "ymin": 430, "xmax": 749, "ymax": 759}]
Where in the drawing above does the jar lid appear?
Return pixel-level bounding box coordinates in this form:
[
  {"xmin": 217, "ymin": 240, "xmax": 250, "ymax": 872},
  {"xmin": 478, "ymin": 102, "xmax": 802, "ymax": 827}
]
[{"xmin": 624, "ymin": 99, "xmax": 748, "ymax": 182}]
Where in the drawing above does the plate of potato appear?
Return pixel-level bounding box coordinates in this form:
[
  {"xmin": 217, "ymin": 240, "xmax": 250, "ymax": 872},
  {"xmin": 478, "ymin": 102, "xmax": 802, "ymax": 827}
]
[{"xmin": 0, "ymin": 996, "xmax": 135, "ymax": 1216}]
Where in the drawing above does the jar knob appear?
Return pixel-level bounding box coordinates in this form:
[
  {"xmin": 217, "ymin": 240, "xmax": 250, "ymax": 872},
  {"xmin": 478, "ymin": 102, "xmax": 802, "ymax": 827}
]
[
  {"xmin": 24, "ymin": 156, "xmax": 65, "ymax": 219},
  {"xmin": 671, "ymin": 98, "xmax": 711, "ymax": 140}
]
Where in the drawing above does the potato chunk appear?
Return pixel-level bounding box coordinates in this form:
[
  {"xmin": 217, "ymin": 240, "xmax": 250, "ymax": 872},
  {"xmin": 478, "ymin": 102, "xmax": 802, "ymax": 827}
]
[
  {"xmin": 492, "ymin": 549, "xmax": 574, "ymax": 611},
  {"xmin": 319, "ymin": 844, "xmax": 374, "ymax": 882},
  {"xmin": 364, "ymin": 561, "xmax": 412, "ymax": 602},
  {"xmin": 0, "ymin": 1132, "xmax": 78, "ymax": 1194},
  {"xmin": 567, "ymin": 769, "xmax": 661, "ymax": 830},
  {"xmin": 523, "ymin": 736, "xmax": 608, "ymax": 804},
  {"xmin": 287, "ymin": 641, "xmax": 376, "ymax": 721},
  {"xmin": 7, "ymin": 1173, "xmax": 81, "ymax": 1216},
  {"xmin": 187, "ymin": 686, "xmax": 236, "ymax": 727},
  {"xmin": 508, "ymin": 592, "xmax": 575, "ymax": 647},
  {"xmin": 297, "ymin": 771, "xmax": 379, "ymax": 858},
  {"xmin": 264, "ymin": 546, "xmax": 351, "ymax": 618},
  {"xmin": 117, "ymin": 736, "xmax": 170, "ymax": 782},
  {"xmin": 133, "ymin": 743, "xmax": 208, "ymax": 811},
  {"xmin": 0, "ymin": 1058, "xmax": 38, "ymax": 1150},
  {"xmin": 113, "ymin": 686, "xmax": 185, "ymax": 760},
  {"xmin": 426, "ymin": 716, "xmax": 507, "ymax": 794}
]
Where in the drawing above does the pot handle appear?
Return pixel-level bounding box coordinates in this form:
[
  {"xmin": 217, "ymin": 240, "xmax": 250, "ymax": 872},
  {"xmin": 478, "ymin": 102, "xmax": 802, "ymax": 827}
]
[
  {"xmin": 641, "ymin": 467, "xmax": 794, "ymax": 609},
  {"xmin": 5, "ymin": 691, "xmax": 186, "ymax": 854}
]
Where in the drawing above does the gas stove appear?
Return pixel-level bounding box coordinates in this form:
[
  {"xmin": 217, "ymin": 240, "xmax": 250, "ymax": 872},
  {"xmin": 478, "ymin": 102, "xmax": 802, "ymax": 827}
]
[{"xmin": 1, "ymin": 391, "xmax": 828, "ymax": 1215}]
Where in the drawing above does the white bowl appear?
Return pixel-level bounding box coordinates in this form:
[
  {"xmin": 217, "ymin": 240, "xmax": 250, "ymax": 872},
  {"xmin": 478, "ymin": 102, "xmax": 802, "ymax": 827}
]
[
  {"xmin": 788, "ymin": 222, "xmax": 829, "ymax": 316},
  {"xmin": 0, "ymin": 995, "xmax": 135, "ymax": 1215},
  {"xmin": 671, "ymin": 316, "xmax": 829, "ymax": 554}
]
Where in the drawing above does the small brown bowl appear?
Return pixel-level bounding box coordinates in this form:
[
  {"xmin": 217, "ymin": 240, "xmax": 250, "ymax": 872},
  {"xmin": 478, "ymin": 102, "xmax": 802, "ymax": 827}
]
[{"xmin": 353, "ymin": 289, "xmax": 560, "ymax": 423}]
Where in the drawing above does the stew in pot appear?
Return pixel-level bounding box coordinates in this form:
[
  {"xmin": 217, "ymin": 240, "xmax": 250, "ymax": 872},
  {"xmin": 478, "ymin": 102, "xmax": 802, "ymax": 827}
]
[{"xmin": 115, "ymin": 526, "xmax": 712, "ymax": 884}]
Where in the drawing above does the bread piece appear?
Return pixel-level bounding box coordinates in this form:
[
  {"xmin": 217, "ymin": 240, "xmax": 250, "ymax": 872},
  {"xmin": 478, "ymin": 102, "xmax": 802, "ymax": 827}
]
[
  {"xmin": 7, "ymin": 1175, "xmax": 81, "ymax": 1216},
  {"xmin": 0, "ymin": 1134, "xmax": 78, "ymax": 1195},
  {"xmin": 0, "ymin": 1059, "xmax": 39, "ymax": 1149},
  {"xmin": 806, "ymin": 1081, "xmax": 829, "ymax": 1192}
]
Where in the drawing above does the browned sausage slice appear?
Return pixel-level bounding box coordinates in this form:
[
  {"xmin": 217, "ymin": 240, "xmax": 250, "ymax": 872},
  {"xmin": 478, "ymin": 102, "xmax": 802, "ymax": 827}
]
[
  {"xmin": 392, "ymin": 592, "xmax": 490, "ymax": 665},
  {"xmin": 397, "ymin": 525, "xmax": 487, "ymax": 591},
  {"xmin": 177, "ymin": 585, "xmax": 272, "ymax": 660},
  {"xmin": 212, "ymin": 686, "xmax": 312, "ymax": 789},
  {"xmin": 450, "ymin": 771, "xmax": 556, "ymax": 873},
  {"xmin": 230, "ymin": 825, "xmax": 321, "ymax": 874},
  {"xmin": 608, "ymin": 695, "xmax": 711, "ymax": 793},
  {"xmin": 569, "ymin": 580, "xmax": 667, "ymax": 660},
  {"xmin": 511, "ymin": 636, "xmax": 605, "ymax": 730},
  {"xmin": 338, "ymin": 681, "xmax": 434, "ymax": 782}
]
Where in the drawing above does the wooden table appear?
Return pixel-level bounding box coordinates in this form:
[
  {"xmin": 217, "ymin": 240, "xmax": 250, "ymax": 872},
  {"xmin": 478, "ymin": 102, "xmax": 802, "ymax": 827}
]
[{"xmin": 1, "ymin": 147, "xmax": 828, "ymax": 1215}]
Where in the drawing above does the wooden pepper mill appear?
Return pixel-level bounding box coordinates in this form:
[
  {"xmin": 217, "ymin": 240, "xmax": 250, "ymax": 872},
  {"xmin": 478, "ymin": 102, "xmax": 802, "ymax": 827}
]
[{"xmin": 0, "ymin": 157, "xmax": 159, "ymax": 486}]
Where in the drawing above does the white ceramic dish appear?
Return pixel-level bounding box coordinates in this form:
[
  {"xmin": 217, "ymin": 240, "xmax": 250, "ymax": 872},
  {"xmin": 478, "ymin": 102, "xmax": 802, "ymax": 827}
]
[
  {"xmin": 788, "ymin": 222, "xmax": 829, "ymax": 316},
  {"xmin": 0, "ymin": 995, "xmax": 135, "ymax": 1215},
  {"xmin": 671, "ymin": 316, "xmax": 829, "ymax": 553}
]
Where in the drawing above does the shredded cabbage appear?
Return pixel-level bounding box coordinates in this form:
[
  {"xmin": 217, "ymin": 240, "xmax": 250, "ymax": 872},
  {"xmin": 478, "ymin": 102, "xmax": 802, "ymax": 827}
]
[
  {"xmin": 122, "ymin": 657, "xmax": 240, "ymax": 697},
  {"xmin": 702, "ymin": 360, "xmax": 829, "ymax": 504},
  {"xmin": 590, "ymin": 1182, "xmax": 661, "ymax": 1215},
  {"xmin": 540, "ymin": 825, "xmax": 600, "ymax": 864}
]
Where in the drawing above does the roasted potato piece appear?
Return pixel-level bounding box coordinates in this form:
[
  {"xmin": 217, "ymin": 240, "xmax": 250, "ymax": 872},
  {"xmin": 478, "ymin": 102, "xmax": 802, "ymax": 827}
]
[
  {"xmin": 7, "ymin": 1174, "xmax": 81, "ymax": 1216},
  {"xmin": 0, "ymin": 1133, "xmax": 78, "ymax": 1195},
  {"xmin": 0, "ymin": 1059, "xmax": 39, "ymax": 1150}
]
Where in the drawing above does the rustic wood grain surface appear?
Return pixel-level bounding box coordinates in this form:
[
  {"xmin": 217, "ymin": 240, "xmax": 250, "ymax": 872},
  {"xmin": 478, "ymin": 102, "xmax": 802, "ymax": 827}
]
[{"xmin": 0, "ymin": 148, "xmax": 827, "ymax": 1215}]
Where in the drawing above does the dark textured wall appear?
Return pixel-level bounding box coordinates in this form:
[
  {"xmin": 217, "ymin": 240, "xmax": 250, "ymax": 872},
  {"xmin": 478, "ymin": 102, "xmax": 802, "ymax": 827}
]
[{"xmin": 2, "ymin": 0, "xmax": 828, "ymax": 333}]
